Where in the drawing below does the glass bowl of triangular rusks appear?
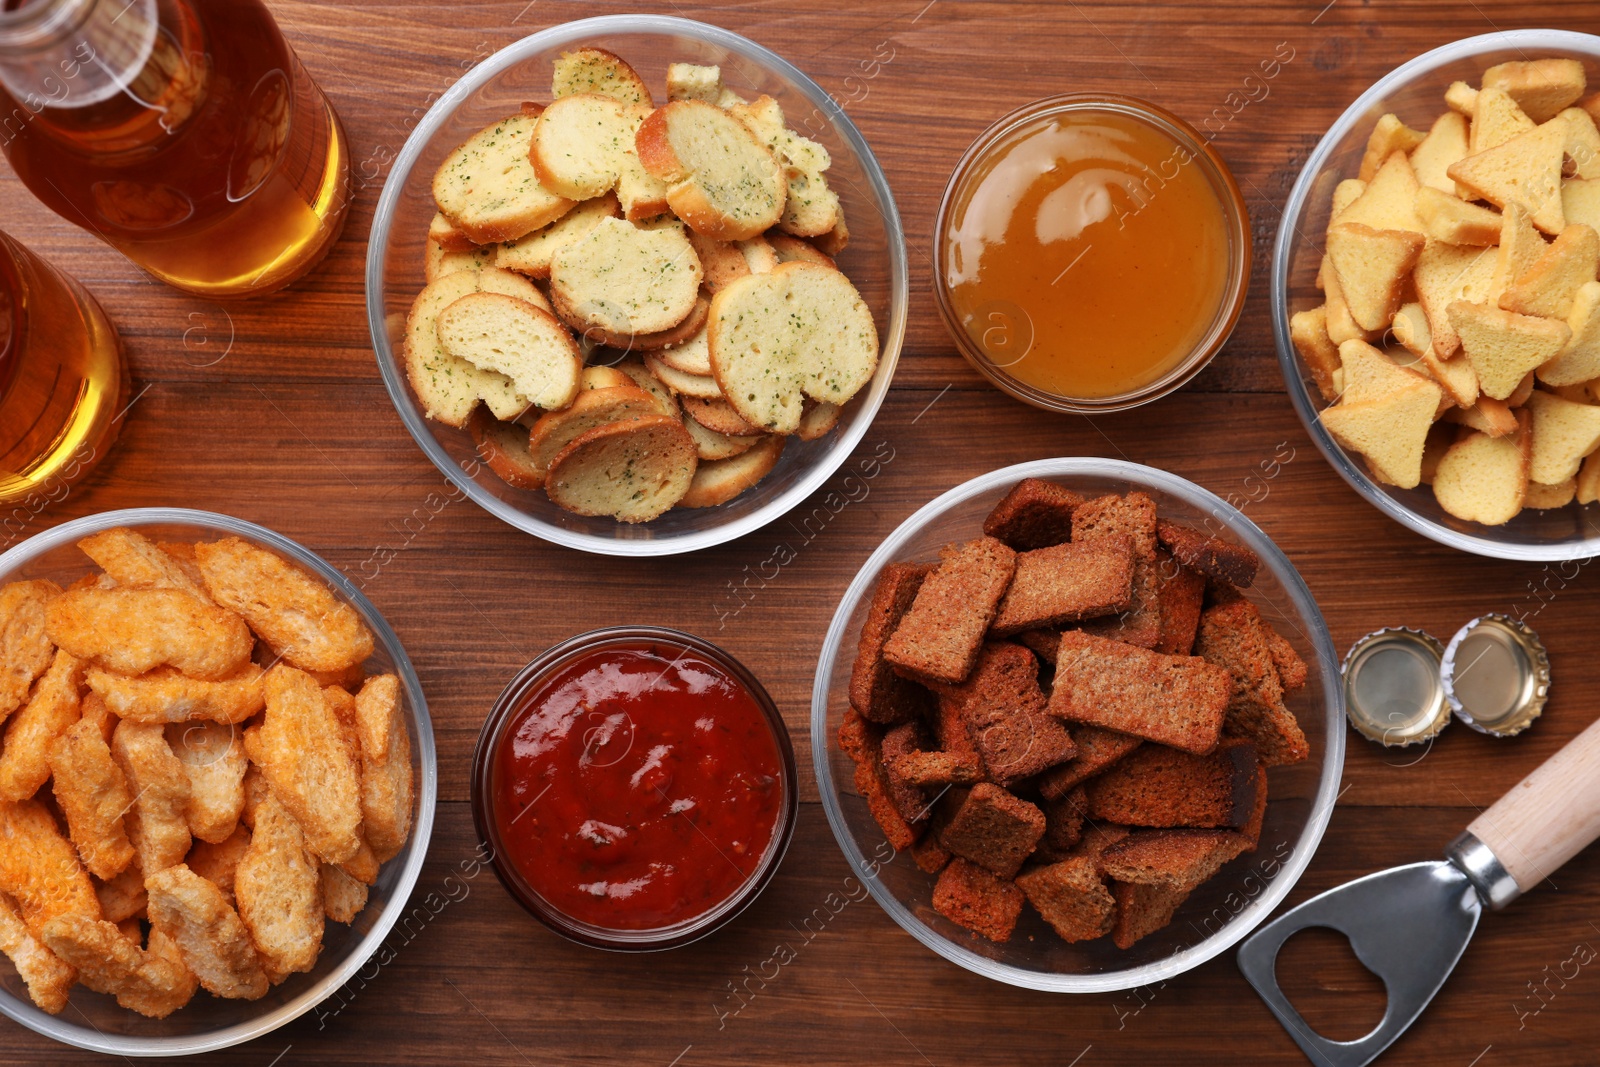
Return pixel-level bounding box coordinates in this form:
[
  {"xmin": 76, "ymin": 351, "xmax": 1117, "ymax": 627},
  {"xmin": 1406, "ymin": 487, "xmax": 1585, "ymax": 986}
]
[
  {"xmin": 1276, "ymin": 29, "xmax": 1600, "ymax": 559},
  {"xmin": 366, "ymin": 15, "xmax": 908, "ymax": 556},
  {"xmin": 811, "ymin": 459, "xmax": 1344, "ymax": 992},
  {"xmin": 0, "ymin": 509, "xmax": 435, "ymax": 1054}
]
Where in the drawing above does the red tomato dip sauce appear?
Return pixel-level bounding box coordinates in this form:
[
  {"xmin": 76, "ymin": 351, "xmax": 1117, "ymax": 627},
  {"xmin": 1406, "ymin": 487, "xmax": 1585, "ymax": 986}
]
[{"xmin": 492, "ymin": 642, "xmax": 786, "ymax": 931}]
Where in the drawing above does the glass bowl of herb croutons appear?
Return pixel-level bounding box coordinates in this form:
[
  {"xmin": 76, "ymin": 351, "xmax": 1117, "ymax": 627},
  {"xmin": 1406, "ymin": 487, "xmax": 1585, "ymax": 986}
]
[
  {"xmin": 812, "ymin": 459, "xmax": 1343, "ymax": 992},
  {"xmin": 0, "ymin": 509, "xmax": 436, "ymax": 1055},
  {"xmin": 1276, "ymin": 30, "xmax": 1600, "ymax": 560},
  {"xmin": 366, "ymin": 15, "xmax": 908, "ymax": 556}
]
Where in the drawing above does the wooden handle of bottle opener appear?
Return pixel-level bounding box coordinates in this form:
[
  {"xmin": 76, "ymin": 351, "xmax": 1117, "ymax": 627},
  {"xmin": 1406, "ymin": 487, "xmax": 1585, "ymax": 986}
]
[{"xmin": 1467, "ymin": 714, "xmax": 1600, "ymax": 894}]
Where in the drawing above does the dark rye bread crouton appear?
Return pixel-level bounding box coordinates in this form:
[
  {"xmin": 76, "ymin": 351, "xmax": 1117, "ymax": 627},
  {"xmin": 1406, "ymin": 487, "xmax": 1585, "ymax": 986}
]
[
  {"xmin": 1193, "ymin": 600, "xmax": 1310, "ymax": 767},
  {"xmin": 1235, "ymin": 759, "xmax": 1268, "ymax": 853},
  {"xmin": 837, "ymin": 708, "xmax": 879, "ymax": 765},
  {"xmin": 1111, "ymin": 881, "xmax": 1190, "ymax": 950},
  {"xmin": 911, "ymin": 833, "xmax": 952, "ymax": 874},
  {"xmin": 1156, "ymin": 519, "xmax": 1261, "ymax": 588},
  {"xmin": 934, "ymin": 694, "xmax": 982, "ymax": 763},
  {"xmin": 1086, "ymin": 742, "xmax": 1260, "ymax": 829},
  {"xmin": 1100, "ymin": 829, "xmax": 1246, "ymax": 888},
  {"xmin": 1048, "ymin": 632, "xmax": 1231, "ymax": 754},
  {"xmin": 879, "ymin": 721, "xmax": 931, "ymax": 824},
  {"xmin": 1072, "ymin": 822, "xmax": 1132, "ymax": 869},
  {"xmin": 848, "ymin": 562, "xmax": 935, "ymax": 723},
  {"xmin": 933, "ymin": 858, "xmax": 1025, "ymax": 942},
  {"xmin": 854, "ymin": 755, "xmax": 921, "ymax": 850},
  {"xmin": 1037, "ymin": 727, "xmax": 1143, "ymax": 800},
  {"xmin": 883, "ymin": 537, "xmax": 1016, "ymax": 685},
  {"xmin": 936, "ymin": 643, "xmax": 1076, "ymax": 785},
  {"xmin": 939, "ymin": 782, "xmax": 1045, "ymax": 878},
  {"xmin": 990, "ymin": 539, "xmax": 1135, "ymax": 637},
  {"xmin": 890, "ymin": 749, "xmax": 983, "ymax": 788},
  {"xmin": 1072, "ymin": 493, "xmax": 1161, "ymax": 648},
  {"xmin": 1265, "ymin": 628, "xmax": 1308, "ymax": 692},
  {"xmin": 1015, "ymin": 629, "xmax": 1062, "ymax": 666},
  {"xmin": 1015, "ymin": 856, "xmax": 1114, "ymax": 942},
  {"xmin": 1033, "ymin": 785, "xmax": 1089, "ymax": 862},
  {"xmin": 1153, "ymin": 553, "xmax": 1206, "ymax": 656},
  {"xmin": 982, "ymin": 478, "xmax": 1083, "ymax": 550}
]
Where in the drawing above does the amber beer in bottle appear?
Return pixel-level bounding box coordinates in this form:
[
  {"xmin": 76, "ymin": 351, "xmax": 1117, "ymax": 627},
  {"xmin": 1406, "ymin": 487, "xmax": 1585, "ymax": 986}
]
[
  {"xmin": 0, "ymin": 0, "xmax": 351, "ymax": 298},
  {"xmin": 0, "ymin": 230, "xmax": 127, "ymax": 511}
]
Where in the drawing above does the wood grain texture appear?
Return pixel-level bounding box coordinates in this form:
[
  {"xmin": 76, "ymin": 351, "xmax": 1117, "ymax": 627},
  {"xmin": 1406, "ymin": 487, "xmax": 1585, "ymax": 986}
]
[{"xmin": 5, "ymin": 0, "xmax": 1600, "ymax": 1063}]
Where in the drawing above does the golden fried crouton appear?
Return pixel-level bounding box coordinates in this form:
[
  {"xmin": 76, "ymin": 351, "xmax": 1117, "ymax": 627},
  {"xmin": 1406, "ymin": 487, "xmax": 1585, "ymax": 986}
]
[
  {"xmin": 145, "ymin": 865, "xmax": 268, "ymax": 1000},
  {"xmin": 47, "ymin": 709, "xmax": 135, "ymax": 880},
  {"xmin": 194, "ymin": 538, "xmax": 373, "ymax": 674},
  {"xmin": 336, "ymin": 834, "xmax": 381, "ymax": 886},
  {"xmin": 0, "ymin": 799, "xmax": 100, "ymax": 937},
  {"xmin": 0, "ymin": 891, "xmax": 73, "ymax": 1014},
  {"xmin": 41, "ymin": 913, "xmax": 196, "ymax": 1018},
  {"xmin": 320, "ymin": 863, "xmax": 368, "ymax": 924},
  {"xmin": 110, "ymin": 721, "xmax": 191, "ymax": 876},
  {"xmin": 76, "ymin": 528, "xmax": 209, "ymax": 598},
  {"xmin": 93, "ymin": 864, "xmax": 146, "ymax": 923},
  {"xmin": 248, "ymin": 666, "xmax": 362, "ymax": 864},
  {"xmin": 45, "ymin": 587, "xmax": 253, "ymax": 681},
  {"xmin": 0, "ymin": 650, "xmax": 83, "ymax": 801},
  {"xmin": 234, "ymin": 793, "xmax": 323, "ymax": 984},
  {"xmin": 166, "ymin": 721, "xmax": 247, "ymax": 844},
  {"xmin": 86, "ymin": 663, "xmax": 265, "ymax": 725},
  {"xmin": 186, "ymin": 825, "xmax": 250, "ymax": 909},
  {"xmin": 352, "ymin": 674, "xmax": 413, "ymax": 863},
  {"xmin": 0, "ymin": 580, "xmax": 60, "ymax": 725}
]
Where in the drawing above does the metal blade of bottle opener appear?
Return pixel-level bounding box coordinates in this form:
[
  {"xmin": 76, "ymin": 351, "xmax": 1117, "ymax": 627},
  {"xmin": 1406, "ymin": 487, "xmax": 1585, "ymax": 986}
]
[{"xmin": 1236, "ymin": 859, "xmax": 1482, "ymax": 1067}]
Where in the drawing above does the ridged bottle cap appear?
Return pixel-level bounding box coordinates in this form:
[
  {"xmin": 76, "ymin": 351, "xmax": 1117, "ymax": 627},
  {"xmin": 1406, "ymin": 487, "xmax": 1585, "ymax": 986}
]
[
  {"xmin": 1341, "ymin": 628, "xmax": 1449, "ymax": 747},
  {"xmin": 1441, "ymin": 614, "xmax": 1550, "ymax": 738}
]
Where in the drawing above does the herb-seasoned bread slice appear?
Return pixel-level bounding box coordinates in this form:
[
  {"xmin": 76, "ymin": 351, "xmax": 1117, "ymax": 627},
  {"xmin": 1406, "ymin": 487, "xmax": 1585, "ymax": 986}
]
[
  {"xmin": 530, "ymin": 94, "xmax": 637, "ymax": 200},
  {"xmin": 682, "ymin": 409, "xmax": 759, "ymax": 461},
  {"xmin": 405, "ymin": 268, "xmax": 552, "ymax": 426},
  {"xmin": 737, "ymin": 235, "xmax": 779, "ymax": 274},
  {"xmin": 681, "ymin": 395, "xmax": 760, "ymax": 436},
  {"xmin": 550, "ymin": 47, "xmax": 652, "ymax": 107},
  {"xmin": 666, "ymin": 63, "xmax": 723, "ymax": 104},
  {"xmin": 544, "ymin": 414, "xmax": 697, "ymax": 522},
  {"xmin": 767, "ymin": 231, "xmax": 837, "ymax": 268},
  {"xmin": 644, "ymin": 353, "xmax": 723, "ymax": 398},
  {"xmin": 424, "ymin": 239, "xmax": 495, "ymax": 283},
  {"xmin": 548, "ymin": 216, "xmax": 703, "ymax": 338},
  {"xmin": 432, "ymin": 114, "xmax": 574, "ymax": 243},
  {"xmin": 678, "ymin": 434, "xmax": 785, "ymax": 508},
  {"xmin": 654, "ymin": 321, "xmax": 711, "ymax": 376},
  {"xmin": 708, "ymin": 261, "xmax": 878, "ymax": 433},
  {"xmin": 527, "ymin": 384, "xmax": 665, "ymax": 475},
  {"xmin": 495, "ymin": 193, "xmax": 619, "ymax": 278},
  {"xmin": 796, "ymin": 399, "xmax": 842, "ymax": 441},
  {"xmin": 636, "ymin": 100, "xmax": 787, "ymax": 242},
  {"xmin": 435, "ymin": 293, "xmax": 582, "ymax": 412},
  {"xmin": 468, "ymin": 409, "xmax": 542, "ymax": 490},
  {"xmin": 428, "ymin": 212, "xmax": 476, "ymax": 251},
  {"xmin": 727, "ymin": 96, "xmax": 843, "ymax": 238},
  {"xmin": 615, "ymin": 104, "xmax": 671, "ymax": 220},
  {"xmin": 685, "ymin": 229, "xmax": 752, "ymax": 292}
]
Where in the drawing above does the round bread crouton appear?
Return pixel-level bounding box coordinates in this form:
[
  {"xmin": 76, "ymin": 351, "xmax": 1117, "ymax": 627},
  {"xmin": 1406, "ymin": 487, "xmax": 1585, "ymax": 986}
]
[
  {"xmin": 708, "ymin": 261, "xmax": 878, "ymax": 434},
  {"xmin": 679, "ymin": 434, "xmax": 786, "ymax": 508},
  {"xmin": 545, "ymin": 414, "xmax": 698, "ymax": 522},
  {"xmin": 528, "ymin": 385, "xmax": 666, "ymax": 476},
  {"xmin": 530, "ymin": 94, "xmax": 638, "ymax": 200},
  {"xmin": 549, "ymin": 217, "xmax": 704, "ymax": 341},
  {"xmin": 654, "ymin": 322, "xmax": 712, "ymax": 376},
  {"xmin": 681, "ymin": 395, "xmax": 761, "ymax": 436},
  {"xmin": 796, "ymin": 399, "xmax": 843, "ymax": 441},
  {"xmin": 636, "ymin": 100, "xmax": 787, "ymax": 242},
  {"xmin": 468, "ymin": 410, "xmax": 542, "ymax": 490},
  {"xmin": 644, "ymin": 352, "xmax": 723, "ymax": 399},
  {"xmin": 432, "ymin": 113, "xmax": 574, "ymax": 243},
  {"xmin": 436, "ymin": 293, "xmax": 582, "ymax": 412},
  {"xmin": 612, "ymin": 358, "xmax": 680, "ymax": 417},
  {"xmin": 551, "ymin": 47, "xmax": 653, "ymax": 107},
  {"xmin": 682, "ymin": 410, "xmax": 760, "ymax": 461}
]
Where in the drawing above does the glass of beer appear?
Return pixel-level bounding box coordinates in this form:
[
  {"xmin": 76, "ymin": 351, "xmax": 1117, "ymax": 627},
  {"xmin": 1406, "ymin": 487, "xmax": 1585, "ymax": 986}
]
[
  {"xmin": 0, "ymin": 230, "xmax": 127, "ymax": 514},
  {"xmin": 0, "ymin": 0, "xmax": 351, "ymax": 299}
]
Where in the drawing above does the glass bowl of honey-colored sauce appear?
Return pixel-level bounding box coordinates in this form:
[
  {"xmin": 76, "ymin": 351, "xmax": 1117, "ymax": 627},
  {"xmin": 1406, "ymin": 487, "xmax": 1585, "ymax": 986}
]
[{"xmin": 935, "ymin": 94, "xmax": 1251, "ymax": 412}]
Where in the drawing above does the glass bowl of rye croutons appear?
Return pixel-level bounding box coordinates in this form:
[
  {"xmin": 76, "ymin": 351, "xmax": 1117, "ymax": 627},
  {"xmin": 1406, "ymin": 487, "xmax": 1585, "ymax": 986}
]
[
  {"xmin": 1277, "ymin": 30, "xmax": 1600, "ymax": 559},
  {"xmin": 812, "ymin": 460, "xmax": 1343, "ymax": 992},
  {"xmin": 366, "ymin": 15, "xmax": 907, "ymax": 556},
  {"xmin": 0, "ymin": 510, "xmax": 435, "ymax": 1054}
]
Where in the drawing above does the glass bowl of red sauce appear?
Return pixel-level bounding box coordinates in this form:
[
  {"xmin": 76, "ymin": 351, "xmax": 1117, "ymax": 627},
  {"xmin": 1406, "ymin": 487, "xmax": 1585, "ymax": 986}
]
[{"xmin": 472, "ymin": 627, "xmax": 798, "ymax": 950}]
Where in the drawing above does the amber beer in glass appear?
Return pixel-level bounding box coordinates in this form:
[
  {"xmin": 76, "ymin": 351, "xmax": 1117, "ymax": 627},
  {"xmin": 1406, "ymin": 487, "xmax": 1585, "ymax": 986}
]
[
  {"xmin": 0, "ymin": 0, "xmax": 351, "ymax": 298},
  {"xmin": 0, "ymin": 230, "xmax": 127, "ymax": 511}
]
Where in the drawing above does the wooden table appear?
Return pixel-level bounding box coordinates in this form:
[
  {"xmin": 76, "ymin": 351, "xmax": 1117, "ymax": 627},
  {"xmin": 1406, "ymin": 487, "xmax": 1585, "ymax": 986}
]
[{"xmin": 6, "ymin": 0, "xmax": 1600, "ymax": 1063}]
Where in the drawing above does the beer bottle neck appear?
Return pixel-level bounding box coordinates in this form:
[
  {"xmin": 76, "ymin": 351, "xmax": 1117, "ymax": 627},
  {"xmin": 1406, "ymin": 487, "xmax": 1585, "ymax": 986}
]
[{"xmin": 0, "ymin": 0, "xmax": 159, "ymax": 111}]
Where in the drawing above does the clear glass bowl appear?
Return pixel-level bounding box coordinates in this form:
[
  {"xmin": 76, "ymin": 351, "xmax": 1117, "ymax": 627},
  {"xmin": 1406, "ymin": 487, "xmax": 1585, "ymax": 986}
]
[
  {"xmin": 810, "ymin": 459, "xmax": 1344, "ymax": 993},
  {"xmin": 471, "ymin": 626, "xmax": 798, "ymax": 951},
  {"xmin": 0, "ymin": 508, "xmax": 437, "ymax": 1055},
  {"xmin": 366, "ymin": 15, "xmax": 908, "ymax": 557},
  {"xmin": 934, "ymin": 94, "xmax": 1251, "ymax": 413},
  {"xmin": 1273, "ymin": 29, "xmax": 1600, "ymax": 560}
]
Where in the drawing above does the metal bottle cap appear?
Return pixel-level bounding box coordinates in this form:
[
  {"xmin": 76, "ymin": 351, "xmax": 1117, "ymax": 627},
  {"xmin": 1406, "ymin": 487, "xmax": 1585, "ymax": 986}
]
[
  {"xmin": 1341, "ymin": 628, "xmax": 1449, "ymax": 746},
  {"xmin": 1440, "ymin": 614, "xmax": 1550, "ymax": 737}
]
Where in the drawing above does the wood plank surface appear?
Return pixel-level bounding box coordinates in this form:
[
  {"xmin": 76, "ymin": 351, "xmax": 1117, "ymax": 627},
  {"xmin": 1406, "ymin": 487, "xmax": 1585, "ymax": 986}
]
[{"xmin": 5, "ymin": 0, "xmax": 1600, "ymax": 1063}]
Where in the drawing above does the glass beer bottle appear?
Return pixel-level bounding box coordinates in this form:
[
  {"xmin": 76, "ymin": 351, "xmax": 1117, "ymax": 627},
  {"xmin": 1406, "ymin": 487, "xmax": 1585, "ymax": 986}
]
[
  {"xmin": 0, "ymin": 0, "xmax": 351, "ymax": 298},
  {"xmin": 0, "ymin": 229, "xmax": 127, "ymax": 508}
]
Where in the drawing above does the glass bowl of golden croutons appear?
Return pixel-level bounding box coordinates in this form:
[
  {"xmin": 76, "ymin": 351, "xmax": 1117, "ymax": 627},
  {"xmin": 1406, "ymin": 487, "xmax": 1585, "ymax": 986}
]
[
  {"xmin": 366, "ymin": 15, "xmax": 908, "ymax": 556},
  {"xmin": 0, "ymin": 509, "xmax": 435, "ymax": 1055},
  {"xmin": 1277, "ymin": 30, "xmax": 1600, "ymax": 560}
]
